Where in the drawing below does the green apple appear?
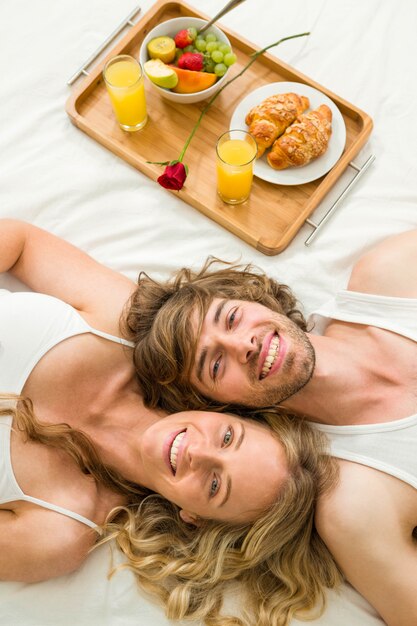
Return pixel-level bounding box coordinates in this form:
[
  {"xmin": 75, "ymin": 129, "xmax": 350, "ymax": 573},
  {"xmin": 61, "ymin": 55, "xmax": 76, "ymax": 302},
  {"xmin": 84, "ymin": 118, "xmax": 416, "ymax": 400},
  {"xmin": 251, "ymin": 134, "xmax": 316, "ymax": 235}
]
[{"xmin": 144, "ymin": 59, "xmax": 178, "ymax": 89}]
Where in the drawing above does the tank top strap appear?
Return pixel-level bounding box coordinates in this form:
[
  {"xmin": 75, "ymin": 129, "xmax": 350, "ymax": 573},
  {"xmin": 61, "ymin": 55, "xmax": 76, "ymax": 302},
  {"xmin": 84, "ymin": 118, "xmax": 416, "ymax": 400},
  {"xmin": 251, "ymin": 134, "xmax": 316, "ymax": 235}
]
[
  {"xmin": 0, "ymin": 415, "xmax": 101, "ymax": 534},
  {"xmin": 87, "ymin": 327, "xmax": 135, "ymax": 348},
  {"xmin": 21, "ymin": 494, "xmax": 102, "ymax": 533}
]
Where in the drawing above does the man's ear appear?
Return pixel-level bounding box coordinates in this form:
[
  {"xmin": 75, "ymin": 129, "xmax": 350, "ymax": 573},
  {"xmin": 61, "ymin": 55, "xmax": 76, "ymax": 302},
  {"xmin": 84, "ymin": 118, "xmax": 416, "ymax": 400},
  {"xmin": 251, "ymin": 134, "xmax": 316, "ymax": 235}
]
[{"xmin": 179, "ymin": 510, "xmax": 201, "ymax": 526}]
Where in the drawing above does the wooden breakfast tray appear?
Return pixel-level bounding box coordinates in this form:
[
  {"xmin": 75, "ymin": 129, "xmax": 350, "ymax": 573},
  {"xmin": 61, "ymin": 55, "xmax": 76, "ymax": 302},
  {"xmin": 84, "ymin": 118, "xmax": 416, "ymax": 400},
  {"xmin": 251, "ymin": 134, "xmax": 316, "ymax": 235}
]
[{"xmin": 66, "ymin": 0, "xmax": 373, "ymax": 255}]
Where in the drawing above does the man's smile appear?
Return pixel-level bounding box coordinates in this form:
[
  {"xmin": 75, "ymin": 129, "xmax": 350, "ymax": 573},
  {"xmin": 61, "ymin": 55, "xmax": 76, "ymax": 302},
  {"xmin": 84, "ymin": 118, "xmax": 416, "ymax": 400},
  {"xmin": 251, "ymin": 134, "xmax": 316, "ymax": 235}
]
[
  {"xmin": 191, "ymin": 299, "xmax": 315, "ymax": 407},
  {"xmin": 259, "ymin": 332, "xmax": 286, "ymax": 380}
]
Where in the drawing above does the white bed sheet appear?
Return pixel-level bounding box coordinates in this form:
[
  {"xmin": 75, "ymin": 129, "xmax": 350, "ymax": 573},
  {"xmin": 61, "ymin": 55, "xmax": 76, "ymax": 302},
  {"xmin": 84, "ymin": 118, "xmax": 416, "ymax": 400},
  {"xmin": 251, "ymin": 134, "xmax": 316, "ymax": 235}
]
[{"xmin": 1, "ymin": 0, "xmax": 416, "ymax": 624}]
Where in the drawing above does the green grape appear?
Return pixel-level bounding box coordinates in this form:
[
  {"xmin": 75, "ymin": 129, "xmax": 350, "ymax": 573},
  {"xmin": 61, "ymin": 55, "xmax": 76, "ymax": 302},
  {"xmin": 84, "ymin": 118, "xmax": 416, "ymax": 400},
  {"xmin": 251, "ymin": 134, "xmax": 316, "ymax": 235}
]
[
  {"xmin": 188, "ymin": 27, "xmax": 197, "ymax": 40},
  {"xmin": 183, "ymin": 44, "xmax": 194, "ymax": 53},
  {"xmin": 223, "ymin": 52, "xmax": 237, "ymax": 66},
  {"xmin": 211, "ymin": 50, "xmax": 224, "ymax": 63},
  {"xmin": 214, "ymin": 62, "xmax": 227, "ymax": 77},
  {"xmin": 195, "ymin": 38, "xmax": 207, "ymax": 51},
  {"xmin": 206, "ymin": 41, "xmax": 218, "ymax": 53},
  {"xmin": 218, "ymin": 43, "xmax": 231, "ymax": 55},
  {"xmin": 175, "ymin": 48, "xmax": 183, "ymax": 62},
  {"xmin": 205, "ymin": 32, "xmax": 217, "ymax": 43},
  {"xmin": 204, "ymin": 56, "xmax": 216, "ymax": 73}
]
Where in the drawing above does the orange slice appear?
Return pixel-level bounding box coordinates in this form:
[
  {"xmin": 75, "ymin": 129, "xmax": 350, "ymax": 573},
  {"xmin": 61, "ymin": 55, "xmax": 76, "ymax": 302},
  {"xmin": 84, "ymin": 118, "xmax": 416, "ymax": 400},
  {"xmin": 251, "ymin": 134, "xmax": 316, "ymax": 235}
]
[{"xmin": 170, "ymin": 66, "xmax": 217, "ymax": 94}]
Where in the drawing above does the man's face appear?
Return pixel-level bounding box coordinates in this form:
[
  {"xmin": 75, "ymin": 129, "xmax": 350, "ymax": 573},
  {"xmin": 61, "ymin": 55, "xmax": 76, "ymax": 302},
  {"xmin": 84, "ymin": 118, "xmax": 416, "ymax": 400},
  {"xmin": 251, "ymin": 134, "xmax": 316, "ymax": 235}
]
[{"xmin": 189, "ymin": 298, "xmax": 315, "ymax": 407}]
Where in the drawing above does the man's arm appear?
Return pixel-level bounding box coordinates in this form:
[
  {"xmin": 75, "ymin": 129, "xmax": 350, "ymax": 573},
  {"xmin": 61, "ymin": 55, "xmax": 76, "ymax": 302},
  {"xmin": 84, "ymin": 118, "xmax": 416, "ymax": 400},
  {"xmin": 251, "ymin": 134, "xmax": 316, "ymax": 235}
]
[
  {"xmin": 316, "ymin": 462, "xmax": 417, "ymax": 626},
  {"xmin": 348, "ymin": 229, "xmax": 417, "ymax": 298},
  {"xmin": 0, "ymin": 218, "xmax": 135, "ymax": 327}
]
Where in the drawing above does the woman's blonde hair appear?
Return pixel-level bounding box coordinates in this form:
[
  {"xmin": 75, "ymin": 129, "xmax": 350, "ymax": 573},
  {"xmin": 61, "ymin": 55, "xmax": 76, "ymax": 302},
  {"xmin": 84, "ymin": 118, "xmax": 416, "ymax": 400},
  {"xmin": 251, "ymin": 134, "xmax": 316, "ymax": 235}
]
[
  {"xmin": 3, "ymin": 394, "xmax": 341, "ymax": 625},
  {"xmin": 105, "ymin": 412, "xmax": 341, "ymax": 626},
  {"xmin": 125, "ymin": 258, "xmax": 308, "ymax": 413}
]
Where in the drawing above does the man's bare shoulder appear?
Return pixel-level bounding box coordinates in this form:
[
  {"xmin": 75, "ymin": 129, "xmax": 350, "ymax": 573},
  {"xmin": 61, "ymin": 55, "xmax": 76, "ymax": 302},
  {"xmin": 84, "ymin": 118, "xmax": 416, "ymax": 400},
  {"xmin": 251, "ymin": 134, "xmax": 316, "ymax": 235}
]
[
  {"xmin": 315, "ymin": 459, "xmax": 417, "ymax": 544},
  {"xmin": 348, "ymin": 229, "xmax": 417, "ymax": 298},
  {"xmin": 315, "ymin": 461, "xmax": 377, "ymax": 540},
  {"xmin": 316, "ymin": 461, "xmax": 417, "ymax": 626}
]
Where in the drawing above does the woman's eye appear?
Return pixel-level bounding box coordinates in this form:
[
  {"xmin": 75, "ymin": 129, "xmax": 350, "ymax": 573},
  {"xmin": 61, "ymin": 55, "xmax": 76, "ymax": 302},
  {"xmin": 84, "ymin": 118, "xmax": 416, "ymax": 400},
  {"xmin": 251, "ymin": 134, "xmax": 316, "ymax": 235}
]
[
  {"xmin": 223, "ymin": 426, "xmax": 233, "ymax": 446},
  {"xmin": 210, "ymin": 476, "xmax": 219, "ymax": 497}
]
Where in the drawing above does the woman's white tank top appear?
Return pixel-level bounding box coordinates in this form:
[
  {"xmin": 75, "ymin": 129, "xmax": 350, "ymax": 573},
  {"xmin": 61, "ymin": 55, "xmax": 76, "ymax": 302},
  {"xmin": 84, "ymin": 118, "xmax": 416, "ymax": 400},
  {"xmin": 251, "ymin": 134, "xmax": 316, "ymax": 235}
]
[{"xmin": 0, "ymin": 289, "xmax": 134, "ymax": 530}]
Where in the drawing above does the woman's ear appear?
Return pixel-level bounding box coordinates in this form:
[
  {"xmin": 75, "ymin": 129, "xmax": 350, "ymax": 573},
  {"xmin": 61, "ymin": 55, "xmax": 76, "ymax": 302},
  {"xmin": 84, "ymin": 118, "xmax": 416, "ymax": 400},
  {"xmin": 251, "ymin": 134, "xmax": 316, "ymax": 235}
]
[{"xmin": 179, "ymin": 510, "xmax": 201, "ymax": 526}]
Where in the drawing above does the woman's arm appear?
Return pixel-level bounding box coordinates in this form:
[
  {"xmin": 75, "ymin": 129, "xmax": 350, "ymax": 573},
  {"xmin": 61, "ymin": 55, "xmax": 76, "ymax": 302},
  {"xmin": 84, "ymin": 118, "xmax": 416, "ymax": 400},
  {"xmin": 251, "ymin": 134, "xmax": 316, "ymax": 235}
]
[
  {"xmin": 0, "ymin": 218, "xmax": 135, "ymax": 327},
  {"xmin": 316, "ymin": 461, "xmax": 417, "ymax": 626},
  {"xmin": 0, "ymin": 508, "xmax": 96, "ymax": 582}
]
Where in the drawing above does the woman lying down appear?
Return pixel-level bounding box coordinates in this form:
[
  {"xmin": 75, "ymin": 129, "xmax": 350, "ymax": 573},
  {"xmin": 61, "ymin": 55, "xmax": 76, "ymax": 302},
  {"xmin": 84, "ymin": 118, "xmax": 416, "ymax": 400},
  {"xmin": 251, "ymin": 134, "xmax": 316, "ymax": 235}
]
[{"xmin": 1, "ymin": 218, "xmax": 416, "ymax": 626}]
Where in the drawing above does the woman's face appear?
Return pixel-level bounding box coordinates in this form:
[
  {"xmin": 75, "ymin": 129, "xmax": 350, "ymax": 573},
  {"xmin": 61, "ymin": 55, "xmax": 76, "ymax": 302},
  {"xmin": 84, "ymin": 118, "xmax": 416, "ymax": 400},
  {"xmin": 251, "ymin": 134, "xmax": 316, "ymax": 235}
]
[{"xmin": 137, "ymin": 411, "xmax": 287, "ymax": 525}]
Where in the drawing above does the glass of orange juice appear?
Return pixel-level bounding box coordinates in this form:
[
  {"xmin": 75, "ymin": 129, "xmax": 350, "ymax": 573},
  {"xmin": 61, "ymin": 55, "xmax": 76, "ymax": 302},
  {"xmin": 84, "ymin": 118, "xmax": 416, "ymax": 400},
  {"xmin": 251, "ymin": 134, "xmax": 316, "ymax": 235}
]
[
  {"xmin": 216, "ymin": 130, "xmax": 257, "ymax": 204},
  {"xmin": 103, "ymin": 55, "xmax": 147, "ymax": 132}
]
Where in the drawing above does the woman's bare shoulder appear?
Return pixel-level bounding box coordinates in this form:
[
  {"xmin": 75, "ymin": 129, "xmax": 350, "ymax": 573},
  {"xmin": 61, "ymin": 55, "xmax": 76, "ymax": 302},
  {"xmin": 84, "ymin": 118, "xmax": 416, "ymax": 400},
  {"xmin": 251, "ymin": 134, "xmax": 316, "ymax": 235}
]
[{"xmin": 0, "ymin": 505, "xmax": 98, "ymax": 582}]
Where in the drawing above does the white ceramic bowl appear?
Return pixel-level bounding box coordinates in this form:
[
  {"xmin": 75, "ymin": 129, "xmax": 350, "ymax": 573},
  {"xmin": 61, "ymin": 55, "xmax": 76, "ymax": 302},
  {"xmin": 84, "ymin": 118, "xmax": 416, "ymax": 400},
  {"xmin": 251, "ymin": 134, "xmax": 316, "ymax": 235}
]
[{"xmin": 139, "ymin": 17, "xmax": 232, "ymax": 104}]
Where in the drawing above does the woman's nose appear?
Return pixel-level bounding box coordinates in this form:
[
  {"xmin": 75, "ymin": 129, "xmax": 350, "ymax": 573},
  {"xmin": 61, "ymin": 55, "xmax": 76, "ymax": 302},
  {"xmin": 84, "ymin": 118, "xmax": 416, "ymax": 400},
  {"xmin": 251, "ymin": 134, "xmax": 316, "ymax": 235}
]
[{"xmin": 187, "ymin": 442, "xmax": 216, "ymax": 471}]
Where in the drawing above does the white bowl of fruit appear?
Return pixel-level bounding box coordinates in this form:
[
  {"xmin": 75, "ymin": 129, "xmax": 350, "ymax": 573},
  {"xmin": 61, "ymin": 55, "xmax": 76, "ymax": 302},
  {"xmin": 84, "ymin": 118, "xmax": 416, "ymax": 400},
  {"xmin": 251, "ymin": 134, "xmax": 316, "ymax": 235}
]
[{"xmin": 139, "ymin": 17, "xmax": 237, "ymax": 104}]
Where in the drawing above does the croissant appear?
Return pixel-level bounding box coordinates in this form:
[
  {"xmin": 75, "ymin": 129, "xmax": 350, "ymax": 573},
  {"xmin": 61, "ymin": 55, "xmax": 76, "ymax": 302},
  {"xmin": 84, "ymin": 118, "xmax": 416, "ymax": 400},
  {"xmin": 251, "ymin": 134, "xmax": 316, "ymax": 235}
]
[
  {"xmin": 267, "ymin": 104, "xmax": 332, "ymax": 170},
  {"xmin": 245, "ymin": 93, "xmax": 310, "ymax": 158}
]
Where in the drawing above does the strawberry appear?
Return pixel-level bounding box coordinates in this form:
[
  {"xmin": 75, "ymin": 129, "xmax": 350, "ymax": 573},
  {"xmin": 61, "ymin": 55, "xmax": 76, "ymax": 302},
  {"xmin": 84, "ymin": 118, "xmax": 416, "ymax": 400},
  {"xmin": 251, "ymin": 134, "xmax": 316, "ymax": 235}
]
[
  {"xmin": 174, "ymin": 28, "xmax": 195, "ymax": 49},
  {"xmin": 177, "ymin": 52, "xmax": 204, "ymax": 71}
]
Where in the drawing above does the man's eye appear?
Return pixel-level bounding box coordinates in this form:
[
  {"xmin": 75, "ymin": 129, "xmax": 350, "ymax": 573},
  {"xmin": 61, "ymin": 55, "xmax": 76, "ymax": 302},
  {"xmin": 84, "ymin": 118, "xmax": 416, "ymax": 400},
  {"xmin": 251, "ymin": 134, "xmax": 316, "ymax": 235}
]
[
  {"xmin": 210, "ymin": 476, "xmax": 219, "ymax": 497},
  {"xmin": 223, "ymin": 426, "xmax": 233, "ymax": 446},
  {"xmin": 228, "ymin": 308, "xmax": 238, "ymax": 329},
  {"xmin": 212, "ymin": 357, "xmax": 221, "ymax": 380}
]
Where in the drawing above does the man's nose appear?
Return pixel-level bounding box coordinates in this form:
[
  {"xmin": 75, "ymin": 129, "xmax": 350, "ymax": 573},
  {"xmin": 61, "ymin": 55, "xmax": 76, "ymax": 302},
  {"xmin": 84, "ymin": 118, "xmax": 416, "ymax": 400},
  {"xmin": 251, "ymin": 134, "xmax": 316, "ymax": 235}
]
[{"xmin": 221, "ymin": 331, "xmax": 257, "ymax": 364}]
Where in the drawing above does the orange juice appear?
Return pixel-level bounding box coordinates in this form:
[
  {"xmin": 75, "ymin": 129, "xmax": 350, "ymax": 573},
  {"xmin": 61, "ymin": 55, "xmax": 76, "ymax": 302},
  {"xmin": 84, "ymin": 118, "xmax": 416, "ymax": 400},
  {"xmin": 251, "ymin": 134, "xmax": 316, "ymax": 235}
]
[
  {"xmin": 104, "ymin": 56, "xmax": 147, "ymax": 131},
  {"xmin": 216, "ymin": 133, "xmax": 257, "ymax": 204}
]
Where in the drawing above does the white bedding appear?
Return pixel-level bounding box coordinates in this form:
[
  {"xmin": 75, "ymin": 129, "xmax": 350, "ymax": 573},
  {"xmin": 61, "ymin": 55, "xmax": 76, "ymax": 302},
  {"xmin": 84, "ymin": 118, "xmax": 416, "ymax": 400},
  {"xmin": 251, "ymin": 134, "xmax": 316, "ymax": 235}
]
[{"xmin": 1, "ymin": 0, "xmax": 416, "ymax": 624}]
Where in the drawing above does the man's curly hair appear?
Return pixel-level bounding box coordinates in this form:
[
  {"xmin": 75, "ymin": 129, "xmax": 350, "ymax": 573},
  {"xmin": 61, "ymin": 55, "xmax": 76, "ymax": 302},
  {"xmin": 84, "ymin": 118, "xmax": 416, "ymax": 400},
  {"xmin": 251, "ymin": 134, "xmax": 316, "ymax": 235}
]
[{"xmin": 123, "ymin": 257, "xmax": 308, "ymax": 413}]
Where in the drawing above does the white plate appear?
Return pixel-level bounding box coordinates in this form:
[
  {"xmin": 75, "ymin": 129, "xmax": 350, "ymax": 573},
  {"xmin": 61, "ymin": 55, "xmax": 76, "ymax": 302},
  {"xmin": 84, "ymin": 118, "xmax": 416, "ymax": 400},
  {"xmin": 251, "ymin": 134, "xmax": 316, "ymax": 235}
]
[{"xmin": 230, "ymin": 81, "xmax": 346, "ymax": 185}]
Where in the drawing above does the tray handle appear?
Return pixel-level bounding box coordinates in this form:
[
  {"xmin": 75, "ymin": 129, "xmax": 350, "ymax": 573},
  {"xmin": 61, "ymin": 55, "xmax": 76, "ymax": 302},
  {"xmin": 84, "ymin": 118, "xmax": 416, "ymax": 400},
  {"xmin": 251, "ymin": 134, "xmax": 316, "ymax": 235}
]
[
  {"xmin": 304, "ymin": 154, "xmax": 376, "ymax": 246},
  {"xmin": 67, "ymin": 6, "xmax": 142, "ymax": 85}
]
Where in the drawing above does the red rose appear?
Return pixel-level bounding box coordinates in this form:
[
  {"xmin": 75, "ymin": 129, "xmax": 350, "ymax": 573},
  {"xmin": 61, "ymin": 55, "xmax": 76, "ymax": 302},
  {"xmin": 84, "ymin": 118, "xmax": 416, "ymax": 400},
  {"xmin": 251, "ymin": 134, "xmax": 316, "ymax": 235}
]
[{"xmin": 157, "ymin": 162, "xmax": 187, "ymax": 191}]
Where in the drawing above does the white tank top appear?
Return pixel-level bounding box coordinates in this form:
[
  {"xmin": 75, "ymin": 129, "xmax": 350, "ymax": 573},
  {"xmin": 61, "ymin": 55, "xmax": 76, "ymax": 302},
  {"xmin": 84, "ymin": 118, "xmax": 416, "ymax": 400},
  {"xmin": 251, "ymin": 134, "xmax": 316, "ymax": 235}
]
[
  {"xmin": 0, "ymin": 289, "xmax": 134, "ymax": 529},
  {"xmin": 309, "ymin": 289, "xmax": 417, "ymax": 341},
  {"xmin": 314, "ymin": 413, "xmax": 417, "ymax": 490},
  {"xmin": 309, "ymin": 290, "xmax": 417, "ymax": 489}
]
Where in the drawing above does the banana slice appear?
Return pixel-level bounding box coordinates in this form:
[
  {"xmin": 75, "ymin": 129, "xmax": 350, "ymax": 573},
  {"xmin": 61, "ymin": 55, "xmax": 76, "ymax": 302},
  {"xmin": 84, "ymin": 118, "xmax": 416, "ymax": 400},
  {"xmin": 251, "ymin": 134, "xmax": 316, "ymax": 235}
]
[{"xmin": 147, "ymin": 36, "xmax": 176, "ymax": 64}]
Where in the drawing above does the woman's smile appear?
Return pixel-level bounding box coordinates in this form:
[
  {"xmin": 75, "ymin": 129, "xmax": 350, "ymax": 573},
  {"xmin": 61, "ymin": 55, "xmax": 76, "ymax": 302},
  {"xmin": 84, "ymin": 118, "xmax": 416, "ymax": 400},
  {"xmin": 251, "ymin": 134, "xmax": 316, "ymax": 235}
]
[
  {"xmin": 138, "ymin": 411, "xmax": 288, "ymax": 524},
  {"xmin": 167, "ymin": 429, "xmax": 186, "ymax": 474}
]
